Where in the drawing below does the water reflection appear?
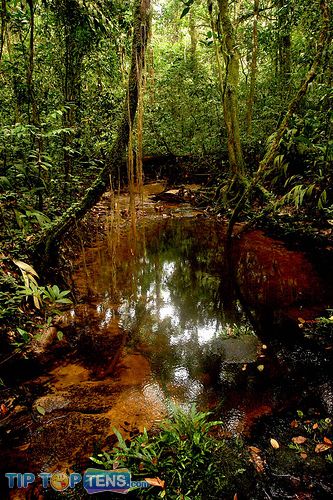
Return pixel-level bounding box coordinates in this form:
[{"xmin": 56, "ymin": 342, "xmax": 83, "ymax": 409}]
[
  {"xmin": 76, "ymin": 218, "xmax": 262, "ymax": 406},
  {"xmin": 74, "ymin": 215, "xmax": 331, "ymax": 413}
]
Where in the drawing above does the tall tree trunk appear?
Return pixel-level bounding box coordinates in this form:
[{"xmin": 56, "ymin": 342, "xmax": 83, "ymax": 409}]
[
  {"xmin": 218, "ymin": 0, "xmax": 244, "ymax": 176},
  {"xmin": 33, "ymin": 0, "xmax": 151, "ymax": 263},
  {"xmin": 62, "ymin": 24, "xmax": 81, "ymax": 194},
  {"xmin": 246, "ymin": 0, "xmax": 259, "ymax": 136},
  {"xmin": 27, "ymin": 0, "xmax": 35, "ymax": 125},
  {"xmin": 27, "ymin": 0, "xmax": 43, "ymax": 210},
  {"xmin": 278, "ymin": 0, "xmax": 291, "ymax": 84},
  {"xmin": 0, "ymin": 0, "xmax": 6, "ymax": 62},
  {"xmin": 189, "ymin": 11, "xmax": 197, "ymax": 68},
  {"xmin": 227, "ymin": 0, "xmax": 331, "ymax": 238},
  {"xmin": 207, "ymin": 0, "xmax": 224, "ymax": 94}
]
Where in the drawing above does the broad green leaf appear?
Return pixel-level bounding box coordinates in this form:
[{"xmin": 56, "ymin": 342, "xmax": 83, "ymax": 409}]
[
  {"xmin": 17, "ymin": 328, "xmax": 30, "ymax": 342},
  {"xmin": 55, "ymin": 298, "xmax": 73, "ymax": 304}
]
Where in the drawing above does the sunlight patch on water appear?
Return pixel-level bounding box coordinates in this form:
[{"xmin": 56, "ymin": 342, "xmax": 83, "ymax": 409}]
[
  {"xmin": 197, "ymin": 321, "xmax": 220, "ymax": 344},
  {"xmin": 173, "ymin": 367, "xmax": 189, "ymax": 383}
]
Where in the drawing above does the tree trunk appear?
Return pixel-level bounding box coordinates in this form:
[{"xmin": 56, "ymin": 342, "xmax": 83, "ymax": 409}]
[
  {"xmin": 207, "ymin": 0, "xmax": 224, "ymax": 95},
  {"xmin": 278, "ymin": 0, "xmax": 291, "ymax": 84},
  {"xmin": 0, "ymin": 0, "xmax": 6, "ymax": 62},
  {"xmin": 189, "ymin": 11, "xmax": 197, "ymax": 67},
  {"xmin": 26, "ymin": 0, "xmax": 36, "ymax": 125},
  {"xmin": 227, "ymin": 0, "xmax": 330, "ymax": 238},
  {"xmin": 218, "ymin": 0, "xmax": 244, "ymax": 176},
  {"xmin": 27, "ymin": 0, "xmax": 44, "ymax": 210},
  {"xmin": 33, "ymin": 0, "xmax": 151, "ymax": 262},
  {"xmin": 246, "ymin": 0, "xmax": 259, "ymax": 136}
]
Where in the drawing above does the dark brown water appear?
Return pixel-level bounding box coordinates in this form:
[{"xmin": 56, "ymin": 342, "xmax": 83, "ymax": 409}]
[{"xmin": 1, "ymin": 185, "xmax": 333, "ymax": 497}]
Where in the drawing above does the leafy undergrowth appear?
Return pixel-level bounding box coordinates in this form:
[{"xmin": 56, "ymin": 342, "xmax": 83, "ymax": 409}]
[
  {"xmin": 249, "ymin": 408, "xmax": 333, "ymax": 499},
  {"xmin": 252, "ymin": 209, "xmax": 333, "ymax": 250},
  {"xmin": 90, "ymin": 404, "xmax": 252, "ymax": 499},
  {"xmin": 0, "ymin": 254, "xmax": 72, "ymax": 359},
  {"xmin": 86, "ymin": 404, "xmax": 333, "ymax": 499},
  {"xmin": 301, "ymin": 310, "xmax": 333, "ymax": 347}
]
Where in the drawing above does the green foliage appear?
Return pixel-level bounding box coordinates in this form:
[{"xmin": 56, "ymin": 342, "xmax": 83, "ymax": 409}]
[
  {"xmin": 15, "ymin": 327, "xmax": 31, "ymax": 345},
  {"xmin": 16, "ymin": 264, "xmax": 72, "ymax": 313},
  {"xmin": 0, "ymin": 270, "xmax": 23, "ymax": 321},
  {"xmin": 41, "ymin": 284, "xmax": 72, "ymax": 305},
  {"xmin": 302, "ymin": 309, "xmax": 333, "ymax": 346},
  {"xmin": 0, "ymin": 258, "xmax": 71, "ymax": 349},
  {"xmin": 91, "ymin": 404, "xmax": 248, "ymax": 499}
]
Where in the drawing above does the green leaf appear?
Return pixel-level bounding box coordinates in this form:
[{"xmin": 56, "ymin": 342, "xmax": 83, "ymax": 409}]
[
  {"xmin": 193, "ymin": 432, "xmax": 201, "ymax": 445},
  {"xmin": 112, "ymin": 427, "xmax": 128, "ymax": 451},
  {"xmin": 36, "ymin": 405, "xmax": 46, "ymax": 415},
  {"xmin": 17, "ymin": 327, "xmax": 30, "ymax": 342},
  {"xmin": 55, "ymin": 298, "xmax": 73, "ymax": 304},
  {"xmin": 0, "ymin": 176, "xmax": 11, "ymax": 189},
  {"xmin": 57, "ymin": 331, "xmax": 64, "ymax": 341},
  {"xmin": 180, "ymin": 6, "xmax": 190, "ymax": 19}
]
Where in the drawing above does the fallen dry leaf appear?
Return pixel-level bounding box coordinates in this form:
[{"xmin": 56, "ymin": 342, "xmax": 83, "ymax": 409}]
[
  {"xmin": 270, "ymin": 438, "xmax": 280, "ymax": 449},
  {"xmin": 292, "ymin": 436, "xmax": 307, "ymax": 445},
  {"xmin": 291, "ymin": 420, "xmax": 299, "ymax": 428},
  {"xmin": 315, "ymin": 443, "xmax": 332, "ymax": 453},
  {"xmin": 249, "ymin": 449, "xmax": 265, "ymax": 473},
  {"xmin": 248, "ymin": 446, "xmax": 261, "ymax": 454},
  {"xmin": 312, "ymin": 423, "xmax": 319, "ymax": 430},
  {"xmin": 14, "ymin": 443, "xmax": 30, "ymax": 452},
  {"xmin": 324, "ymin": 437, "xmax": 333, "ymax": 445},
  {"xmin": 0, "ymin": 404, "xmax": 8, "ymax": 416},
  {"xmin": 145, "ymin": 478, "xmax": 165, "ymax": 489},
  {"xmin": 300, "ymin": 453, "xmax": 307, "ymax": 460},
  {"xmin": 257, "ymin": 364, "xmax": 265, "ymax": 372}
]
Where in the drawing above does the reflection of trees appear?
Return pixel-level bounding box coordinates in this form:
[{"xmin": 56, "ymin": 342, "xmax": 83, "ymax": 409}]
[{"xmin": 118, "ymin": 219, "xmax": 255, "ymax": 395}]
